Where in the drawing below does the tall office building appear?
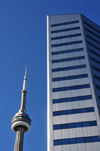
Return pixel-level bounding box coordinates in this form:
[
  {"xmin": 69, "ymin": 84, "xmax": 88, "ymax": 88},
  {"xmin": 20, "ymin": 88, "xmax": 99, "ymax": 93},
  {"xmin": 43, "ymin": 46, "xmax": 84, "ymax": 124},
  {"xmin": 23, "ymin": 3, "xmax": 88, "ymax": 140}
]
[{"xmin": 47, "ymin": 14, "xmax": 100, "ymax": 151}]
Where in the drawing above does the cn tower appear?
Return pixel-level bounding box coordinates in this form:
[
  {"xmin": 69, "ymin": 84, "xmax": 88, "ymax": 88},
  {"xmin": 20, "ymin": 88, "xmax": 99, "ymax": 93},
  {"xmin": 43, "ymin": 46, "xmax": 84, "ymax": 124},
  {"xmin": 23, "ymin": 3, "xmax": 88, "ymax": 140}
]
[{"xmin": 11, "ymin": 66, "xmax": 31, "ymax": 151}]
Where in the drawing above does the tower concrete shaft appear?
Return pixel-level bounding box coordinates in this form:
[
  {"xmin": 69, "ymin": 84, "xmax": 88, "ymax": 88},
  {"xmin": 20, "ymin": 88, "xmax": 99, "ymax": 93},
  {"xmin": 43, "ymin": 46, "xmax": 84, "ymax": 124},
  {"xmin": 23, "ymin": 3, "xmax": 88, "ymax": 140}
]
[
  {"xmin": 12, "ymin": 66, "xmax": 31, "ymax": 151},
  {"xmin": 14, "ymin": 127, "xmax": 25, "ymax": 151}
]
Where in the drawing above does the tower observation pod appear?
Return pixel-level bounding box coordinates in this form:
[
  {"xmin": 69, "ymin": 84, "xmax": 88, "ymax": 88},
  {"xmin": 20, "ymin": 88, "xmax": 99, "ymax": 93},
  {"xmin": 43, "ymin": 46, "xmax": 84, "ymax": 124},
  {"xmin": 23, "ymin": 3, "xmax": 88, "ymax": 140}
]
[{"xmin": 11, "ymin": 66, "xmax": 31, "ymax": 151}]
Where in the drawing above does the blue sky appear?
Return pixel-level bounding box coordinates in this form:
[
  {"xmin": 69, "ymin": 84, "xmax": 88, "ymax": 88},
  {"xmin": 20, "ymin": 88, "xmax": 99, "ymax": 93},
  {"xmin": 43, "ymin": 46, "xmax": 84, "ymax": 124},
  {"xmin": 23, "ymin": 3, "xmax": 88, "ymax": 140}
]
[{"xmin": 0, "ymin": 0, "xmax": 100, "ymax": 151}]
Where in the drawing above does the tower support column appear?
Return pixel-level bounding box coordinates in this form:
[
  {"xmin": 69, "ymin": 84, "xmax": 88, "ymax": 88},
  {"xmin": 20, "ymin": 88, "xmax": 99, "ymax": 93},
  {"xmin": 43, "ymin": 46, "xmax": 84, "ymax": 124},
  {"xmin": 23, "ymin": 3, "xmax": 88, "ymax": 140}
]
[{"xmin": 14, "ymin": 127, "xmax": 25, "ymax": 151}]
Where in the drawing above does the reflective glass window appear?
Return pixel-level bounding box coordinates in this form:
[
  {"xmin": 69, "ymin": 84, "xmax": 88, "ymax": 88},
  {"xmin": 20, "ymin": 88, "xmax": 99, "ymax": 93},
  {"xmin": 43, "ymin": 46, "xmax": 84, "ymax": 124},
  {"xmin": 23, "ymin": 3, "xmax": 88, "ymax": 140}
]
[
  {"xmin": 53, "ymin": 125, "xmax": 60, "ymax": 130},
  {"xmin": 92, "ymin": 136, "xmax": 100, "ymax": 142},
  {"xmin": 82, "ymin": 122, "xmax": 89, "ymax": 127},
  {"xmin": 84, "ymin": 137, "xmax": 91, "ymax": 143},
  {"xmin": 87, "ymin": 107, "xmax": 94, "ymax": 112},
  {"xmin": 68, "ymin": 123, "xmax": 74, "ymax": 128},
  {"xmin": 53, "ymin": 112, "xmax": 60, "ymax": 116},
  {"xmin": 73, "ymin": 97, "xmax": 78, "ymax": 101},
  {"xmin": 60, "ymin": 110, "xmax": 66, "ymax": 115},
  {"xmin": 77, "ymin": 137, "xmax": 84, "ymax": 143},
  {"xmin": 67, "ymin": 110, "xmax": 73, "ymax": 114},
  {"xmin": 69, "ymin": 138, "xmax": 76, "ymax": 144},
  {"xmin": 62, "ymin": 139, "xmax": 69, "ymax": 145},
  {"xmin": 54, "ymin": 140, "xmax": 61, "ymax": 146},
  {"xmin": 81, "ymin": 108, "xmax": 87, "ymax": 113},
  {"xmin": 66, "ymin": 98, "xmax": 72, "ymax": 102},
  {"xmin": 89, "ymin": 121, "xmax": 97, "ymax": 126},
  {"xmin": 79, "ymin": 96, "xmax": 84, "ymax": 101},
  {"xmin": 85, "ymin": 95, "xmax": 92, "ymax": 99},
  {"xmin": 59, "ymin": 98, "xmax": 65, "ymax": 103},
  {"xmin": 75, "ymin": 122, "xmax": 82, "ymax": 128},
  {"xmin": 74, "ymin": 109, "xmax": 80, "ymax": 114},
  {"xmin": 53, "ymin": 99, "xmax": 59, "ymax": 104},
  {"xmin": 61, "ymin": 124, "xmax": 68, "ymax": 129}
]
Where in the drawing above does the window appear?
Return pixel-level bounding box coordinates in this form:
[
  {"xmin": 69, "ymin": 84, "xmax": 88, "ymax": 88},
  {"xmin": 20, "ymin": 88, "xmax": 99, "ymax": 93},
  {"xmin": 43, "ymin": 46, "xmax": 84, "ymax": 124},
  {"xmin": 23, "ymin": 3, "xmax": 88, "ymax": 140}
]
[
  {"xmin": 77, "ymin": 137, "xmax": 84, "ymax": 143},
  {"xmin": 51, "ymin": 27, "xmax": 80, "ymax": 33},
  {"xmin": 90, "ymin": 56, "xmax": 100, "ymax": 65},
  {"xmin": 89, "ymin": 121, "xmax": 97, "ymax": 126},
  {"xmin": 89, "ymin": 49, "xmax": 100, "ymax": 58},
  {"xmin": 69, "ymin": 138, "xmax": 76, "ymax": 144},
  {"xmin": 80, "ymin": 108, "xmax": 87, "ymax": 113},
  {"xmin": 53, "ymin": 120, "xmax": 97, "ymax": 130},
  {"xmin": 92, "ymin": 136, "xmax": 100, "ymax": 142},
  {"xmin": 60, "ymin": 110, "xmax": 66, "ymax": 115},
  {"xmin": 52, "ymin": 56, "xmax": 85, "ymax": 64},
  {"xmin": 94, "ymin": 74, "xmax": 100, "ymax": 81},
  {"xmin": 84, "ymin": 21, "xmax": 100, "ymax": 34},
  {"xmin": 51, "ymin": 48, "xmax": 83, "ymax": 55},
  {"xmin": 53, "ymin": 112, "xmax": 60, "ymax": 116},
  {"xmin": 87, "ymin": 107, "xmax": 94, "ymax": 112},
  {"xmin": 75, "ymin": 122, "xmax": 82, "ymax": 128},
  {"xmin": 88, "ymin": 41, "xmax": 100, "ymax": 51},
  {"xmin": 85, "ymin": 28, "xmax": 100, "ymax": 39},
  {"xmin": 67, "ymin": 110, "xmax": 73, "ymax": 115},
  {"xmin": 51, "ymin": 33, "xmax": 81, "ymax": 40},
  {"xmin": 61, "ymin": 124, "xmax": 67, "ymax": 129},
  {"xmin": 52, "ymin": 84, "xmax": 90, "ymax": 92},
  {"xmin": 54, "ymin": 140, "xmax": 61, "ymax": 146},
  {"xmin": 84, "ymin": 137, "xmax": 92, "ymax": 143},
  {"xmin": 68, "ymin": 123, "xmax": 74, "ymax": 128},
  {"xmin": 62, "ymin": 139, "xmax": 69, "ymax": 145},
  {"xmin": 86, "ymin": 34, "xmax": 100, "ymax": 44},
  {"xmin": 51, "ymin": 20, "xmax": 79, "ymax": 27},
  {"xmin": 53, "ymin": 125, "xmax": 60, "ymax": 130},
  {"xmin": 59, "ymin": 98, "xmax": 65, "ymax": 103},
  {"xmin": 53, "ymin": 107, "xmax": 94, "ymax": 117},
  {"xmin": 52, "ymin": 95, "xmax": 92, "ymax": 104},
  {"xmin": 51, "ymin": 40, "xmax": 82, "ymax": 48},
  {"xmin": 92, "ymin": 65, "xmax": 100, "ymax": 72},
  {"xmin": 54, "ymin": 136, "xmax": 100, "ymax": 146},
  {"xmin": 82, "ymin": 122, "xmax": 89, "ymax": 127}
]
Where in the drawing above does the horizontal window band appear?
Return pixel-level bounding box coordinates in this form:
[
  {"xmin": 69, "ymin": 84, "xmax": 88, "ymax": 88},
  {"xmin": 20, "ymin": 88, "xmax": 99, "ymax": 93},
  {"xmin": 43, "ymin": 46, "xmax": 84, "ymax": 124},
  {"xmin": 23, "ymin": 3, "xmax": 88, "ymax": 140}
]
[
  {"xmin": 85, "ymin": 27, "xmax": 100, "ymax": 39},
  {"xmin": 52, "ymin": 56, "xmax": 85, "ymax": 63},
  {"xmin": 53, "ymin": 107, "xmax": 94, "ymax": 116},
  {"xmin": 92, "ymin": 65, "xmax": 100, "ymax": 72},
  {"xmin": 51, "ymin": 33, "xmax": 81, "ymax": 40},
  {"xmin": 52, "ymin": 64, "xmax": 86, "ymax": 72},
  {"xmin": 86, "ymin": 34, "xmax": 100, "ymax": 44},
  {"xmin": 53, "ymin": 120, "xmax": 97, "ymax": 130},
  {"xmin": 52, "ymin": 74, "xmax": 88, "ymax": 82},
  {"xmin": 52, "ymin": 48, "xmax": 83, "ymax": 55},
  {"xmin": 53, "ymin": 95, "xmax": 92, "ymax": 104},
  {"xmin": 51, "ymin": 27, "xmax": 80, "ymax": 33},
  {"xmin": 96, "ymin": 84, "xmax": 100, "ymax": 90},
  {"xmin": 84, "ymin": 21, "xmax": 100, "ymax": 34},
  {"xmin": 89, "ymin": 48, "xmax": 100, "ymax": 58},
  {"xmin": 52, "ymin": 84, "xmax": 90, "ymax": 92},
  {"xmin": 51, "ymin": 40, "xmax": 82, "ymax": 48},
  {"xmin": 94, "ymin": 74, "xmax": 100, "ymax": 81},
  {"xmin": 54, "ymin": 135, "xmax": 100, "ymax": 146},
  {"xmin": 90, "ymin": 56, "xmax": 100, "ymax": 65},
  {"xmin": 88, "ymin": 41, "xmax": 100, "ymax": 51},
  {"xmin": 51, "ymin": 20, "xmax": 79, "ymax": 27}
]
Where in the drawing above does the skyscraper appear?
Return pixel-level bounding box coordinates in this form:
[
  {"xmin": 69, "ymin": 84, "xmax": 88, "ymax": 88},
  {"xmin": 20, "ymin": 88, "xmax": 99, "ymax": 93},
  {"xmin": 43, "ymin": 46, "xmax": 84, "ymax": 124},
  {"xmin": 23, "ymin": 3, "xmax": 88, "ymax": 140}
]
[
  {"xmin": 47, "ymin": 14, "xmax": 100, "ymax": 151},
  {"xmin": 11, "ymin": 66, "xmax": 31, "ymax": 151}
]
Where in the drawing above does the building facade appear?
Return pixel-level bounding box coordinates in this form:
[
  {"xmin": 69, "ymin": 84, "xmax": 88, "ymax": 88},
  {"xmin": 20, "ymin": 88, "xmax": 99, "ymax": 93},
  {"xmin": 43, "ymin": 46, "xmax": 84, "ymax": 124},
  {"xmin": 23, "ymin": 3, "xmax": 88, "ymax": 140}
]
[{"xmin": 47, "ymin": 14, "xmax": 100, "ymax": 151}]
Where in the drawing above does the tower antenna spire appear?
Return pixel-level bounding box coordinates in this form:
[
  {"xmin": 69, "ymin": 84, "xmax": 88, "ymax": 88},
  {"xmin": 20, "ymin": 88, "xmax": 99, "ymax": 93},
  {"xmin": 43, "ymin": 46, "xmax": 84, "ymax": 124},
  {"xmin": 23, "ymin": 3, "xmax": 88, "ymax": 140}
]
[{"xmin": 11, "ymin": 66, "xmax": 31, "ymax": 151}]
